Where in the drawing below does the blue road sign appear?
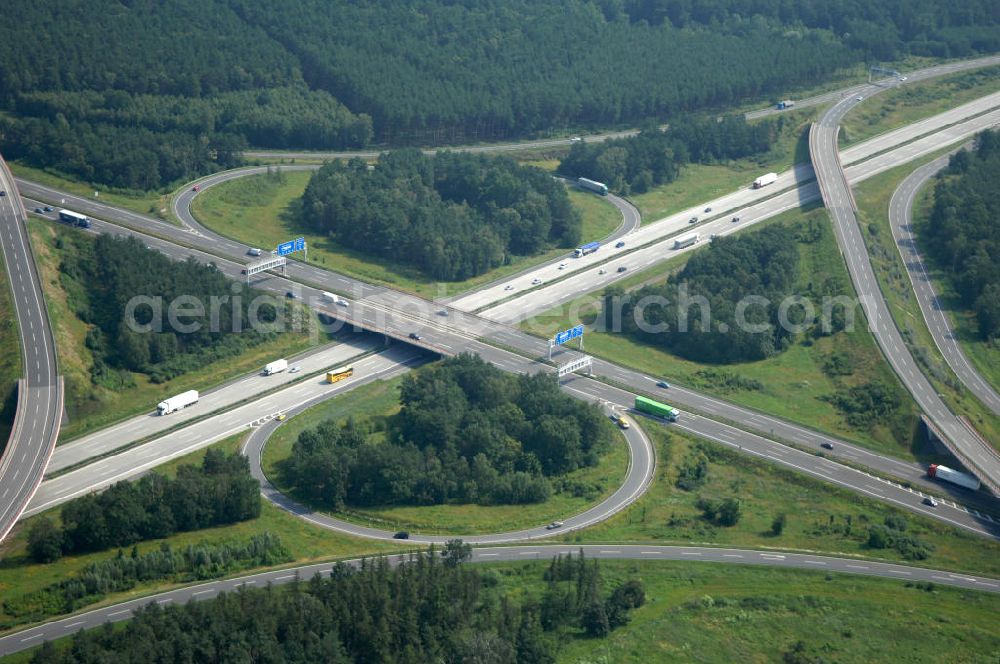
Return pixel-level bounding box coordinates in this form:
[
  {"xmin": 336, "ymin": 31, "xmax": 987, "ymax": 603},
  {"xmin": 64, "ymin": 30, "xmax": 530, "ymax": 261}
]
[
  {"xmin": 554, "ymin": 324, "xmax": 584, "ymax": 346},
  {"xmin": 277, "ymin": 237, "xmax": 306, "ymax": 256}
]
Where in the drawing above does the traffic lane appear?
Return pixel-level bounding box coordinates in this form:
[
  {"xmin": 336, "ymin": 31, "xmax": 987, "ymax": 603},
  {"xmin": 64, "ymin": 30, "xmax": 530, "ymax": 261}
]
[
  {"xmin": 573, "ymin": 374, "xmax": 999, "ymax": 538},
  {"xmin": 243, "ymin": 360, "xmax": 655, "ymax": 545},
  {"xmin": 46, "ymin": 338, "xmax": 381, "ymax": 475},
  {"xmin": 888, "ymin": 150, "xmax": 1000, "ymax": 416},
  {"xmin": 51, "ymin": 211, "xmax": 1000, "ymax": 525},
  {"xmin": 24, "ymin": 347, "xmax": 424, "ymax": 518},
  {"xmin": 2, "ymin": 543, "xmax": 997, "ymax": 658},
  {"xmin": 812, "ymin": 103, "xmax": 1000, "ymax": 489}
]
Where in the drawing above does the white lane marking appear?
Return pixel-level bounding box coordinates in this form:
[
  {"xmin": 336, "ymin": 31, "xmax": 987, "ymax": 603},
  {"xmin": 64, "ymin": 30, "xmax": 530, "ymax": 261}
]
[
  {"xmin": 680, "ymin": 552, "xmax": 701, "ymax": 556},
  {"xmin": 108, "ymin": 609, "xmax": 131, "ymax": 618},
  {"xmin": 193, "ymin": 589, "xmax": 215, "ymax": 596},
  {"xmin": 847, "ymin": 564, "xmax": 870, "ymax": 570},
  {"xmin": 64, "ymin": 621, "xmax": 86, "ymax": 629},
  {"xmin": 20, "ymin": 633, "xmax": 43, "ymax": 642},
  {"xmin": 803, "ymin": 560, "xmax": 827, "ymax": 566}
]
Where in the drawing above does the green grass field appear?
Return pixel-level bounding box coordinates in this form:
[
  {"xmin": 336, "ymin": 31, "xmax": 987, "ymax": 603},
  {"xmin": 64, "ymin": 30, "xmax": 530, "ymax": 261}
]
[
  {"xmin": 841, "ymin": 65, "xmax": 1000, "ymax": 147},
  {"xmin": 539, "ymin": 559, "xmax": 1000, "ymax": 663},
  {"xmin": 561, "ymin": 424, "xmax": 1000, "ymax": 578},
  {"xmin": 522, "ymin": 207, "xmax": 922, "ymax": 460},
  {"xmin": 853, "ymin": 151, "xmax": 1000, "ymax": 452},
  {"xmin": 0, "ymin": 247, "xmax": 22, "ymax": 449},
  {"xmin": 27, "ymin": 219, "xmax": 325, "ymax": 442},
  {"xmin": 0, "ymin": 432, "xmax": 406, "ymax": 635},
  {"xmin": 10, "ymin": 163, "xmax": 172, "ymax": 222},
  {"xmin": 261, "ymin": 374, "xmax": 631, "ymax": 535},
  {"xmin": 191, "ymin": 169, "xmax": 623, "ymax": 299}
]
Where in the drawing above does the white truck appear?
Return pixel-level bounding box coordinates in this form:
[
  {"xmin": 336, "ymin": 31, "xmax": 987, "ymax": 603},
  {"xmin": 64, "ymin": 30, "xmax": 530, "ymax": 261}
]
[
  {"xmin": 156, "ymin": 390, "xmax": 199, "ymax": 415},
  {"xmin": 927, "ymin": 464, "xmax": 981, "ymax": 491},
  {"xmin": 263, "ymin": 359, "xmax": 289, "ymax": 376},
  {"xmin": 577, "ymin": 177, "xmax": 609, "ymax": 196},
  {"xmin": 674, "ymin": 233, "xmax": 700, "ymax": 250},
  {"xmin": 752, "ymin": 172, "xmax": 778, "ymax": 189}
]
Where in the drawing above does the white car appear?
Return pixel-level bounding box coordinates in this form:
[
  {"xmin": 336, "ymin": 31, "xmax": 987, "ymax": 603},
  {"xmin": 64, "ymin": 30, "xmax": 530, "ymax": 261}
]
[
  {"xmin": 558, "ymin": 262, "xmax": 567, "ymax": 270},
  {"xmin": 337, "ymin": 298, "xmax": 349, "ymax": 306},
  {"xmin": 899, "ymin": 76, "xmax": 907, "ymax": 81},
  {"xmin": 504, "ymin": 284, "xmax": 513, "ymax": 291},
  {"xmin": 545, "ymin": 521, "xmax": 564, "ymax": 530},
  {"xmin": 532, "ymin": 278, "xmax": 542, "ymax": 285},
  {"xmin": 288, "ymin": 366, "xmax": 301, "ymax": 374},
  {"xmin": 856, "ymin": 96, "xmax": 864, "ymax": 101},
  {"xmin": 599, "ymin": 268, "xmax": 606, "ymax": 275},
  {"xmin": 570, "ymin": 136, "xmax": 582, "ymax": 142}
]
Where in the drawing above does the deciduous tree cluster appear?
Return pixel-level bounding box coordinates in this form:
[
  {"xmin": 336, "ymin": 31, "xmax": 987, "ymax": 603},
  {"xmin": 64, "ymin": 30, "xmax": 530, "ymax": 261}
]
[
  {"xmin": 283, "ymin": 355, "xmax": 615, "ymax": 508},
  {"xmin": 300, "ymin": 150, "xmax": 581, "ymax": 280}
]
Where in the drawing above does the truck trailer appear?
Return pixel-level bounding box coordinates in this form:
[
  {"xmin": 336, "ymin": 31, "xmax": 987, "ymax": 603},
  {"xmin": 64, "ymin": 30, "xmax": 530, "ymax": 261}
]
[
  {"xmin": 577, "ymin": 178, "xmax": 609, "ymax": 196},
  {"xmin": 264, "ymin": 359, "xmax": 288, "ymax": 376},
  {"xmin": 927, "ymin": 464, "xmax": 981, "ymax": 491},
  {"xmin": 574, "ymin": 241, "xmax": 600, "ymax": 257},
  {"xmin": 752, "ymin": 172, "xmax": 778, "ymax": 189},
  {"xmin": 673, "ymin": 233, "xmax": 700, "ymax": 250},
  {"xmin": 58, "ymin": 209, "xmax": 91, "ymax": 228},
  {"xmin": 156, "ymin": 390, "xmax": 199, "ymax": 415},
  {"xmin": 634, "ymin": 395, "xmax": 679, "ymax": 421}
]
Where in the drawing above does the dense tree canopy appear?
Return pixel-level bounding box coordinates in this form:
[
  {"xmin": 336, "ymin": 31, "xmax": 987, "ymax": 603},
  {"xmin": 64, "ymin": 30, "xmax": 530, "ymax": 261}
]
[
  {"xmin": 924, "ymin": 130, "xmax": 1000, "ymax": 340},
  {"xmin": 602, "ymin": 225, "xmax": 805, "ymax": 363},
  {"xmin": 59, "ymin": 234, "xmax": 288, "ymax": 385},
  {"xmin": 2, "ymin": 0, "xmax": 997, "ymax": 189},
  {"xmin": 26, "ymin": 551, "xmax": 642, "ymax": 663},
  {"xmin": 283, "ymin": 355, "xmax": 615, "ymax": 508},
  {"xmin": 300, "ymin": 150, "xmax": 581, "ymax": 280},
  {"xmin": 39, "ymin": 450, "xmax": 261, "ymax": 559}
]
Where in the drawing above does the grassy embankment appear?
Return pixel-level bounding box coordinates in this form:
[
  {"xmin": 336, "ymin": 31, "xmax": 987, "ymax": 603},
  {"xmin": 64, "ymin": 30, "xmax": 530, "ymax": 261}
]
[
  {"xmin": 0, "ymin": 431, "xmax": 406, "ymax": 636},
  {"xmin": 27, "ymin": 219, "xmax": 326, "ymax": 442},
  {"xmin": 854, "ymin": 149, "xmax": 1000, "ymax": 451},
  {"xmin": 9, "ymin": 163, "xmax": 171, "ymax": 221},
  {"xmin": 522, "ymin": 207, "xmax": 923, "ymax": 460},
  {"xmin": 544, "ymin": 558, "xmax": 1000, "ymax": 663},
  {"xmin": 0, "ymin": 248, "xmax": 22, "ymax": 449},
  {"xmin": 191, "ymin": 169, "xmax": 622, "ymax": 299},
  {"xmin": 260, "ymin": 374, "xmax": 631, "ymax": 535},
  {"xmin": 840, "ymin": 65, "xmax": 1000, "ymax": 147},
  {"xmin": 562, "ymin": 424, "xmax": 1000, "ymax": 578}
]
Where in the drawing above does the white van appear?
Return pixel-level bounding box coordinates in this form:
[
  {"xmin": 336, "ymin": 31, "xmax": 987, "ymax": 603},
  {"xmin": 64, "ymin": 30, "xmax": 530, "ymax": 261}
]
[
  {"xmin": 248, "ymin": 248, "xmax": 262, "ymax": 257},
  {"xmin": 321, "ymin": 291, "xmax": 336, "ymax": 302}
]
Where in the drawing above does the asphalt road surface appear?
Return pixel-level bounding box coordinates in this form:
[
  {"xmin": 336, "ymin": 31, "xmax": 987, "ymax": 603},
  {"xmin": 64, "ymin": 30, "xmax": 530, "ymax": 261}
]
[
  {"xmin": 1, "ymin": 543, "xmax": 997, "ymax": 658},
  {"xmin": 888, "ymin": 149, "xmax": 1000, "ymax": 417},
  {"xmin": 0, "ymin": 157, "xmax": 62, "ymax": 543},
  {"xmin": 810, "ymin": 85, "xmax": 1000, "ymax": 492}
]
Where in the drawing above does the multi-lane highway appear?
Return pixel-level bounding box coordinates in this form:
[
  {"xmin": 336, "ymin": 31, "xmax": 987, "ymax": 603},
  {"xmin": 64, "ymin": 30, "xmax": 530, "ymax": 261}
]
[
  {"xmin": 16, "ymin": 140, "xmax": 1000, "ymax": 532},
  {"xmin": 0, "ymin": 155, "xmax": 62, "ymax": 543},
  {"xmin": 44, "ymin": 338, "xmax": 380, "ymax": 476},
  {"xmin": 471, "ymin": 96, "xmax": 1000, "ymax": 321},
  {"xmin": 888, "ymin": 149, "xmax": 1000, "ymax": 417},
  {"xmin": 810, "ymin": 86, "xmax": 1000, "ymax": 492},
  {"xmin": 1, "ymin": 542, "xmax": 997, "ymax": 658}
]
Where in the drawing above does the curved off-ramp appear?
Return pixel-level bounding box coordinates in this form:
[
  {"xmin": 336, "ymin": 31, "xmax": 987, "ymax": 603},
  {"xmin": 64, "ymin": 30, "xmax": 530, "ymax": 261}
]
[{"xmin": 888, "ymin": 148, "xmax": 1000, "ymax": 417}]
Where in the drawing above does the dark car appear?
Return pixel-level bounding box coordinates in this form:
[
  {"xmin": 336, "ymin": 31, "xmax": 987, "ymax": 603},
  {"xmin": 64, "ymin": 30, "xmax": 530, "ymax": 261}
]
[
  {"xmin": 821, "ymin": 442, "xmax": 834, "ymax": 450},
  {"xmin": 0, "ymin": 191, "xmax": 6, "ymax": 197},
  {"xmin": 393, "ymin": 531, "xmax": 410, "ymax": 540},
  {"xmin": 656, "ymin": 381, "xmax": 670, "ymax": 389},
  {"xmin": 408, "ymin": 332, "xmax": 422, "ymax": 341},
  {"xmin": 922, "ymin": 497, "xmax": 938, "ymax": 507},
  {"xmin": 285, "ymin": 291, "xmax": 299, "ymax": 299},
  {"xmin": 34, "ymin": 207, "xmax": 43, "ymax": 213},
  {"xmin": 615, "ymin": 241, "xmax": 625, "ymax": 248},
  {"xmin": 617, "ymin": 266, "xmax": 627, "ymax": 273}
]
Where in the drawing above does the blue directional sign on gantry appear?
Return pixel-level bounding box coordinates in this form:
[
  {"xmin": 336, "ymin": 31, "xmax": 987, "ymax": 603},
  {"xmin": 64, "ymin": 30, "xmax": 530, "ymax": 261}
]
[
  {"xmin": 277, "ymin": 237, "xmax": 306, "ymax": 257},
  {"xmin": 555, "ymin": 324, "xmax": 584, "ymax": 346}
]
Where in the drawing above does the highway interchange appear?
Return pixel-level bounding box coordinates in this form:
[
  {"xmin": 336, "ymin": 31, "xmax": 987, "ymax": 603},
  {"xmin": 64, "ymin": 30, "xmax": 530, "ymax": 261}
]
[
  {"xmin": 0, "ymin": 54, "xmax": 999, "ymax": 654},
  {"xmin": 0, "ymin": 158, "xmax": 62, "ymax": 543},
  {"xmin": 809, "ymin": 80, "xmax": 1000, "ymax": 494}
]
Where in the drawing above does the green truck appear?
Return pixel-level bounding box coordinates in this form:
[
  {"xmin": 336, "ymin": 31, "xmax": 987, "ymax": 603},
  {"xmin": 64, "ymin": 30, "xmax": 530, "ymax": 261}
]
[{"xmin": 634, "ymin": 395, "xmax": 679, "ymax": 421}]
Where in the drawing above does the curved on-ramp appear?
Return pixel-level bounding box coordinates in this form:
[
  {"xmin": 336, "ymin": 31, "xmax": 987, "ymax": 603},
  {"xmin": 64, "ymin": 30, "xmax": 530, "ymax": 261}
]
[
  {"xmin": 809, "ymin": 80, "xmax": 1000, "ymax": 493},
  {"xmin": 0, "ymin": 154, "xmax": 63, "ymax": 543},
  {"xmin": 240, "ymin": 370, "xmax": 657, "ymax": 545},
  {"xmin": 888, "ymin": 148, "xmax": 1000, "ymax": 417}
]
